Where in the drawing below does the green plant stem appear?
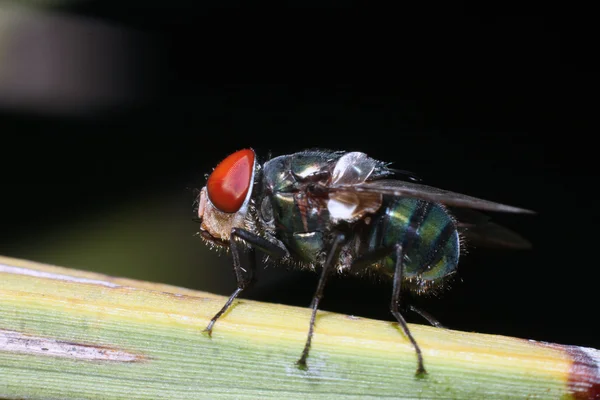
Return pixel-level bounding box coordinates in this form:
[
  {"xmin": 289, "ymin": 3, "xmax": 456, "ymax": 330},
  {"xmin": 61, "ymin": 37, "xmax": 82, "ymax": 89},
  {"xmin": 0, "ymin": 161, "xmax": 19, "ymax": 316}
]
[{"xmin": 1, "ymin": 255, "xmax": 598, "ymax": 399}]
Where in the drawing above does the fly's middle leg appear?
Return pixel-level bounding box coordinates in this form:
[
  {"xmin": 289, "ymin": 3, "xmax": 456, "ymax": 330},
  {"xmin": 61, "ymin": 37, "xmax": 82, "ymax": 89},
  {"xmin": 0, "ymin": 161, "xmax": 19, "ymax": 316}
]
[{"xmin": 296, "ymin": 232, "xmax": 346, "ymax": 369}]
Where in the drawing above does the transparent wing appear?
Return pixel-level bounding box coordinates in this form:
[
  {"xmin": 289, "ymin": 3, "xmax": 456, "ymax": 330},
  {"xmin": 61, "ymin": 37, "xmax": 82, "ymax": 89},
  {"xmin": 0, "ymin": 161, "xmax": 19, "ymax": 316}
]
[
  {"xmin": 451, "ymin": 208, "xmax": 532, "ymax": 249},
  {"xmin": 386, "ymin": 168, "xmax": 422, "ymax": 182},
  {"xmin": 330, "ymin": 179, "xmax": 535, "ymax": 214},
  {"xmin": 460, "ymin": 222, "xmax": 532, "ymax": 249}
]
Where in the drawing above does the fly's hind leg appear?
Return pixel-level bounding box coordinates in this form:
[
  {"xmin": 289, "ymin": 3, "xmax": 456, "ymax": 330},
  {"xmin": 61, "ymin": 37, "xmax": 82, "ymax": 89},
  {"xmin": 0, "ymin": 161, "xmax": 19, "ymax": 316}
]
[
  {"xmin": 204, "ymin": 227, "xmax": 287, "ymax": 336},
  {"xmin": 351, "ymin": 244, "xmax": 427, "ymax": 376},
  {"xmin": 296, "ymin": 232, "xmax": 346, "ymax": 369},
  {"xmin": 390, "ymin": 245, "xmax": 426, "ymax": 375},
  {"xmin": 409, "ymin": 305, "xmax": 445, "ymax": 328}
]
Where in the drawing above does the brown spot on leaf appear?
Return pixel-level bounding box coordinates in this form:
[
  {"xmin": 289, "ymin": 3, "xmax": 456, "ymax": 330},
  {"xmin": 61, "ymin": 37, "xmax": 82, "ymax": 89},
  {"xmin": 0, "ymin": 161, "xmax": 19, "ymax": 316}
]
[{"xmin": 0, "ymin": 329, "xmax": 146, "ymax": 363}]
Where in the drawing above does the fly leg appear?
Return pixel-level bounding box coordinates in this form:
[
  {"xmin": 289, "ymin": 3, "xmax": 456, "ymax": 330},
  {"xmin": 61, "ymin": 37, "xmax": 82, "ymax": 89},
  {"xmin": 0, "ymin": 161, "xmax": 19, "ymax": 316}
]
[
  {"xmin": 296, "ymin": 232, "xmax": 346, "ymax": 369},
  {"xmin": 409, "ymin": 305, "xmax": 445, "ymax": 328},
  {"xmin": 350, "ymin": 244, "xmax": 427, "ymax": 376},
  {"xmin": 390, "ymin": 244, "xmax": 426, "ymax": 375},
  {"xmin": 204, "ymin": 227, "xmax": 287, "ymax": 336}
]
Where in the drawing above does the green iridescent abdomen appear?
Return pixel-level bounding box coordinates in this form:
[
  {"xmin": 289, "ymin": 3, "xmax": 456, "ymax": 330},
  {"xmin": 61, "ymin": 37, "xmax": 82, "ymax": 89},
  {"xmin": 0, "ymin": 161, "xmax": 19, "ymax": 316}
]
[{"xmin": 366, "ymin": 197, "xmax": 460, "ymax": 283}]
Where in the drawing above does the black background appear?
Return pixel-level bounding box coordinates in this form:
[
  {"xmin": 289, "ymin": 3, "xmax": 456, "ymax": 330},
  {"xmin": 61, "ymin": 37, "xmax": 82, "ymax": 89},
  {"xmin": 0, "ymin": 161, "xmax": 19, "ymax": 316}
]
[{"xmin": 1, "ymin": 7, "xmax": 596, "ymax": 353}]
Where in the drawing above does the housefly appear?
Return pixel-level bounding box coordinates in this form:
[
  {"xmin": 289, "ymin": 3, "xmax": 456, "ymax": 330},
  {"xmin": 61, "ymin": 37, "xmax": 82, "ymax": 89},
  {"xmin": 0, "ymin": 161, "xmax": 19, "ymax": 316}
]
[{"xmin": 195, "ymin": 148, "xmax": 533, "ymax": 375}]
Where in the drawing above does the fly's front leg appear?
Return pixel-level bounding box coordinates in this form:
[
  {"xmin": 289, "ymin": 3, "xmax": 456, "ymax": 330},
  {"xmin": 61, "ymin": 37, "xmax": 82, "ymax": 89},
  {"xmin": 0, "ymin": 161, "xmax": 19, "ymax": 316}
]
[
  {"xmin": 296, "ymin": 232, "xmax": 346, "ymax": 369},
  {"xmin": 204, "ymin": 227, "xmax": 287, "ymax": 336},
  {"xmin": 351, "ymin": 244, "xmax": 427, "ymax": 376}
]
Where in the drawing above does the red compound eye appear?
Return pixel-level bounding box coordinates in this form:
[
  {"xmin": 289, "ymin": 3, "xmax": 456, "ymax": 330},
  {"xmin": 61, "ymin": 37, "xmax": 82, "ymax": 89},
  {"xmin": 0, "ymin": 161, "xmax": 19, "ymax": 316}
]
[{"xmin": 206, "ymin": 149, "xmax": 255, "ymax": 213}]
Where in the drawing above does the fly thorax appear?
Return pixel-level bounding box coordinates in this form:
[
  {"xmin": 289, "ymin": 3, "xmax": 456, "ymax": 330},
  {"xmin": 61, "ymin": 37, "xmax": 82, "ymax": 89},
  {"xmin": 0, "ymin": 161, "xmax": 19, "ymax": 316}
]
[{"xmin": 256, "ymin": 194, "xmax": 278, "ymax": 236}]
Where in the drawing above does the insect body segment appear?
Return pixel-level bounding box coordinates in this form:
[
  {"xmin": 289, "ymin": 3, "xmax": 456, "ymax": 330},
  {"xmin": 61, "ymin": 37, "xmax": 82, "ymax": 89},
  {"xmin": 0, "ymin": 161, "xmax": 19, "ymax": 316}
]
[
  {"xmin": 195, "ymin": 148, "xmax": 532, "ymax": 376},
  {"xmin": 364, "ymin": 198, "xmax": 460, "ymax": 291}
]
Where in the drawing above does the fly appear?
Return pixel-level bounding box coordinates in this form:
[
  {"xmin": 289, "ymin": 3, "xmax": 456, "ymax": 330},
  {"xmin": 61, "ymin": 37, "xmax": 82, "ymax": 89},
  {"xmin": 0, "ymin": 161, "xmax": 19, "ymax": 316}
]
[{"xmin": 194, "ymin": 148, "xmax": 534, "ymax": 376}]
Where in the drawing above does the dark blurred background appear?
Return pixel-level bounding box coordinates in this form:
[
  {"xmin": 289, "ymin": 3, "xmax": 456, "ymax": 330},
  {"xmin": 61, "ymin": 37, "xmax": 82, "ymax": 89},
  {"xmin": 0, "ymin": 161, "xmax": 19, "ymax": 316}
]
[{"xmin": 1, "ymin": 3, "xmax": 596, "ymax": 353}]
